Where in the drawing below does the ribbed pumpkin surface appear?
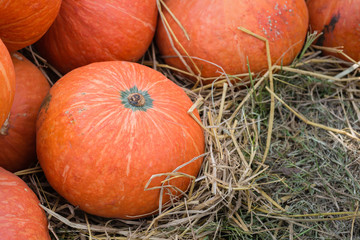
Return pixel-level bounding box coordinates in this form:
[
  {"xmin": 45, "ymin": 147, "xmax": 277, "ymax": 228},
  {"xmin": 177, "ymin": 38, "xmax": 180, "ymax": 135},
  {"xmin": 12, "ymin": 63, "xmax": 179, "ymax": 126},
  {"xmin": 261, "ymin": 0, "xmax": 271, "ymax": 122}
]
[
  {"xmin": 36, "ymin": 0, "xmax": 158, "ymax": 74},
  {"xmin": 156, "ymin": 0, "xmax": 309, "ymax": 82},
  {"xmin": 0, "ymin": 53, "xmax": 50, "ymax": 172},
  {"xmin": 36, "ymin": 61, "xmax": 205, "ymax": 219},
  {"xmin": 0, "ymin": 39, "xmax": 15, "ymax": 128},
  {"xmin": 0, "ymin": 167, "xmax": 50, "ymax": 239},
  {"xmin": 0, "ymin": 0, "xmax": 61, "ymax": 52}
]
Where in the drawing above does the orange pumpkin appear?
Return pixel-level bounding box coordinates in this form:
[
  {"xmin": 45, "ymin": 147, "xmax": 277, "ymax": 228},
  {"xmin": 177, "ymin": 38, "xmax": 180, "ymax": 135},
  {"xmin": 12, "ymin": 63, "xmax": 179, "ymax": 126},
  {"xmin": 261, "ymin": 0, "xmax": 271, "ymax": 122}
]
[
  {"xmin": 36, "ymin": 61, "xmax": 205, "ymax": 219},
  {"xmin": 0, "ymin": 167, "xmax": 50, "ymax": 239},
  {"xmin": 307, "ymin": 0, "xmax": 360, "ymax": 61},
  {"xmin": 0, "ymin": 53, "xmax": 50, "ymax": 172},
  {"xmin": 0, "ymin": 39, "xmax": 15, "ymax": 128},
  {"xmin": 156, "ymin": 0, "xmax": 309, "ymax": 83},
  {"xmin": 36, "ymin": 0, "xmax": 158, "ymax": 74},
  {"xmin": 0, "ymin": 0, "xmax": 61, "ymax": 52}
]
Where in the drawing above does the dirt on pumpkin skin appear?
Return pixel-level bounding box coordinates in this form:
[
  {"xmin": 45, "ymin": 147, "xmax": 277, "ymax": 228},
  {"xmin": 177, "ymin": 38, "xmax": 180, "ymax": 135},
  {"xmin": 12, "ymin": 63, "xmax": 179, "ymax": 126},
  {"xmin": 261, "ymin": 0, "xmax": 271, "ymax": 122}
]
[
  {"xmin": 39, "ymin": 93, "xmax": 52, "ymax": 113},
  {"xmin": 316, "ymin": 12, "xmax": 341, "ymax": 46}
]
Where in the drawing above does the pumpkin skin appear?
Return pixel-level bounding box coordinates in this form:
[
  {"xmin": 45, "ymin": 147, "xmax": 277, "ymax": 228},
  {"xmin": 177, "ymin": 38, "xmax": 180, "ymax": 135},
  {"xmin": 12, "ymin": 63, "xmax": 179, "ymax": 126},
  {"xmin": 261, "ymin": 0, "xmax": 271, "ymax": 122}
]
[
  {"xmin": 0, "ymin": 0, "xmax": 62, "ymax": 52},
  {"xmin": 35, "ymin": 0, "xmax": 158, "ymax": 74},
  {"xmin": 0, "ymin": 39, "xmax": 15, "ymax": 128},
  {"xmin": 307, "ymin": 0, "xmax": 360, "ymax": 61},
  {"xmin": 36, "ymin": 61, "xmax": 205, "ymax": 219},
  {"xmin": 0, "ymin": 167, "xmax": 51, "ymax": 239},
  {"xmin": 156, "ymin": 0, "xmax": 309, "ymax": 82},
  {"xmin": 0, "ymin": 53, "xmax": 50, "ymax": 172}
]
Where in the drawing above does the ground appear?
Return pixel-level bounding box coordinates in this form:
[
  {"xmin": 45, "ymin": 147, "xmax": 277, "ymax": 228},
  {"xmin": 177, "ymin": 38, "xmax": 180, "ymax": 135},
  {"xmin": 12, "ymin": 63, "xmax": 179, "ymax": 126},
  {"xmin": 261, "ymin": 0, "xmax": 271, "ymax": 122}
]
[{"xmin": 17, "ymin": 30, "xmax": 360, "ymax": 240}]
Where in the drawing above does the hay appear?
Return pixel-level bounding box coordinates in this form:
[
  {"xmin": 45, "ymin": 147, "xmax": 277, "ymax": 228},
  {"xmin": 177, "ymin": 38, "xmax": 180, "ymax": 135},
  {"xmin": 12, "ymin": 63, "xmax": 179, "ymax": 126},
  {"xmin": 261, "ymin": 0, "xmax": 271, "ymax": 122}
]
[{"xmin": 15, "ymin": 4, "xmax": 360, "ymax": 239}]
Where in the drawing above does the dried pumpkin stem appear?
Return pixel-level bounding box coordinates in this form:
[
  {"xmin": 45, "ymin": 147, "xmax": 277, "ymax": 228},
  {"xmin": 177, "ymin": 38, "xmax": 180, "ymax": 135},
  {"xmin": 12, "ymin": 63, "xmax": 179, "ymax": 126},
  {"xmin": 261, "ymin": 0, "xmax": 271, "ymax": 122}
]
[{"xmin": 127, "ymin": 93, "xmax": 146, "ymax": 107}]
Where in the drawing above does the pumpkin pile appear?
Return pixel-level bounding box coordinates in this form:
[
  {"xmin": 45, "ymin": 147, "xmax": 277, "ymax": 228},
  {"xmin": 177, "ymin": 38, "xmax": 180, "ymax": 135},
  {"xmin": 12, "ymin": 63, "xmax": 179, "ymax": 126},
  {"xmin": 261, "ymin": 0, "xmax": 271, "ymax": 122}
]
[
  {"xmin": 35, "ymin": 0, "xmax": 158, "ymax": 73},
  {"xmin": 0, "ymin": 0, "xmax": 359, "ymax": 238},
  {"xmin": 0, "ymin": 52, "xmax": 50, "ymax": 172}
]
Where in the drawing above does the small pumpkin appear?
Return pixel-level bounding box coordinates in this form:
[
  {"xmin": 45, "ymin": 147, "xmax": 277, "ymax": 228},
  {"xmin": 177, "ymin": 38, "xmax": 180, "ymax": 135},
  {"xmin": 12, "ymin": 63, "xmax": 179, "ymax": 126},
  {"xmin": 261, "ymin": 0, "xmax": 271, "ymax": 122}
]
[
  {"xmin": 0, "ymin": 167, "xmax": 51, "ymax": 239},
  {"xmin": 0, "ymin": 53, "xmax": 50, "ymax": 172},
  {"xmin": 0, "ymin": 39, "xmax": 15, "ymax": 128},
  {"xmin": 0, "ymin": 0, "xmax": 62, "ymax": 52},
  {"xmin": 36, "ymin": 0, "xmax": 158, "ymax": 74},
  {"xmin": 307, "ymin": 0, "xmax": 360, "ymax": 61},
  {"xmin": 36, "ymin": 61, "xmax": 205, "ymax": 219},
  {"xmin": 156, "ymin": 0, "xmax": 309, "ymax": 83}
]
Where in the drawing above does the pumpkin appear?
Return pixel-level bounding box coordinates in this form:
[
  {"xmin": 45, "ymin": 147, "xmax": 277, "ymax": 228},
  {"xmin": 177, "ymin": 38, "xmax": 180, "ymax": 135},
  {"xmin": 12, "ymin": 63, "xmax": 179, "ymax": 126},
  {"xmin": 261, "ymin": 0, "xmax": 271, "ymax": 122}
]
[
  {"xmin": 0, "ymin": 0, "xmax": 62, "ymax": 52},
  {"xmin": 307, "ymin": 0, "xmax": 360, "ymax": 62},
  {"xmin": 35, "ymin": 0, "xmax": 158, "ymax": 74},
  {"xmin": 0, "ymin": 53, "xmax": 50, "ymax": 172},
  {"xmin": 0, "ymin": 39, "xmax": 15, "ymax": 128},
  {"xmin": 156, "ymin": 0, "xmax": 309, "ymax": 83},
  {"xmin": 36, "ymin": 61, "xmax": 205, "ymax": 219},
  {"xmin": 0, "ymin": 167, "xmax": 50, "ymax": 239}
]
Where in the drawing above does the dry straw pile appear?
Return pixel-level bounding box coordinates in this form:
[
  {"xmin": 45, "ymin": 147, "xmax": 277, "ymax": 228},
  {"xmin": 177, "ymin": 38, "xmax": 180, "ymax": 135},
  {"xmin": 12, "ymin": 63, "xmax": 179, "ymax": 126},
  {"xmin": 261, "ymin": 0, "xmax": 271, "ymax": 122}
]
[{"xmin": 17, "ymin": 19, "xmax": 360, "ymax": 240}]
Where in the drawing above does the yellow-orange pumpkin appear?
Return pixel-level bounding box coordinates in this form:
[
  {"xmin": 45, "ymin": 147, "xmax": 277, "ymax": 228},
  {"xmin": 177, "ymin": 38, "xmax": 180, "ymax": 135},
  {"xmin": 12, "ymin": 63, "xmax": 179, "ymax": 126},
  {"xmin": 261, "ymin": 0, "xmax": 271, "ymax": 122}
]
[
  {"xmin": 0, "ymin": 39, "xmax": 15, "ymax": 128},
  {"xmin": 156, "ymin": 0, "xmax": 309, "ymax": 83},
  {"xmin": 36, "ymin": 0, "xmax": 158, "ymax": 74},
  {"xmin": 0, "ymin": 0, "xmax": 61, "ymax": 52},
  {"xmin": 307, "ymin": 0, "xmax": 360, "ymax": 61},
  {"xmin": 0, "ymin": 53, "xmax": 50, "ymax": 172},
  {"xmin": 0, "ymin": 167, "xmax": 51, "ymax": 239},
  {"xmin": 36, "ymin": 61, "xmax": 205, "ymax": 219}
]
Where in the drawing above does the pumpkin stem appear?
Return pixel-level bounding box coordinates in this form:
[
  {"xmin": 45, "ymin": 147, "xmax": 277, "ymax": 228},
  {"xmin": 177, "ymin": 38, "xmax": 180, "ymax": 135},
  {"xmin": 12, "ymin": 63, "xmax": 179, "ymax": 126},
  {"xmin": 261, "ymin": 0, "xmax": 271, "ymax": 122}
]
[
  {"xmin": 0, "ymin": 114, "xmax": 10, "ymax": 136},
  {"xmin": 128, "ymin": 93, "xmax": 146, "ymax": 107}
]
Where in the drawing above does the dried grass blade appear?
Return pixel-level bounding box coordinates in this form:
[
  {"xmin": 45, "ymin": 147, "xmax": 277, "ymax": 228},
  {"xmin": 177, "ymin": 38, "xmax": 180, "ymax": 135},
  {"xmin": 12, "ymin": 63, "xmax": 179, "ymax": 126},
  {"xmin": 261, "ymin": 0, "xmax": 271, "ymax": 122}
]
[
  {"xmin": 230, "ymin": 213, "xmax": 250, "ymax": 233},
  {"xmin": 266, "ymin": 86, "xmax": 360, "ymax": 141},
  {"xmin": 333, "ymin": 61, "xmax": 360, "ymax": 80},
  {"xmin": 237, "ymin": 27, "xmax": 275, "ymax": 175},
  {"xmin": 257, "ymin": 188, "xmax": 285, "ymax": 211},
  {"xmin": 351, "ymin": 202, "xmax": 359, "ymax": 240},
  {"xmin": 274, "ymin": 65, "xmax": 360, "ymax": 82},
  {"xmin": 216, "ymin": 83, "xmax": 228, "ymax": 124},
  {"xmin": 228, "ymin": 120, "xmax": 249, "ymax": 168},
  {"xmin": 40, "ymin": 205, "xmax": 123, "ymax": 233},
  {"xmin": 15, "ymin": 166, "xmax": 43, "ymax": 176},
  {"xmin": 84, "ymin": 214, "xmax": 92, "ymax": 240},
  {"xmin": 157, "ymin": 0, "xmax": 201, "ymax": 77}
]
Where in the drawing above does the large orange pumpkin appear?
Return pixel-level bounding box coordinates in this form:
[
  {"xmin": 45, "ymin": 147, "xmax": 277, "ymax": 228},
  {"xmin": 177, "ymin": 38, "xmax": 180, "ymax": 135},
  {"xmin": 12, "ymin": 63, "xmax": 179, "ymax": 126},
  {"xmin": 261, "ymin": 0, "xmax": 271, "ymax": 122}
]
[
  {"xmin": 36, "ymin": 61, "xmax": 205, "ymax": 219},
  {"xmin": 0, "ymin": 39, "xmax": 15, "ymax": 128},
  {"xmin": 307, "ymin": 0, "xmax": 360, "ymax": 62},
  {"xmin": 0, "ymin": 167, "xmax": 51, "ymax": 239},
  {"xmin": 0, "ymin": 53, "xmax": 50, "ymax": 172},
  {"xmin": 0, "ymin": 0, "xmax": 62, "ymax": 52},
  {"xmin": 36, "ymin": 0, "xmax": 158, "ymax": 74},
  {"xmin": 156, "ymin": 0, "xmax": 309, "ymax": 83}
]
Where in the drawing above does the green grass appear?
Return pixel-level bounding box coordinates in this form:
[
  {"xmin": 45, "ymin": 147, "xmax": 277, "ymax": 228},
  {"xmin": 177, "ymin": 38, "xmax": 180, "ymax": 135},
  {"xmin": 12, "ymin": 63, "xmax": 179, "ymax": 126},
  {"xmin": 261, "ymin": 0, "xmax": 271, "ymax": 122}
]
[{"xmin": 221, "ymin": 64, "xmax": 360, "ymax": 239}]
